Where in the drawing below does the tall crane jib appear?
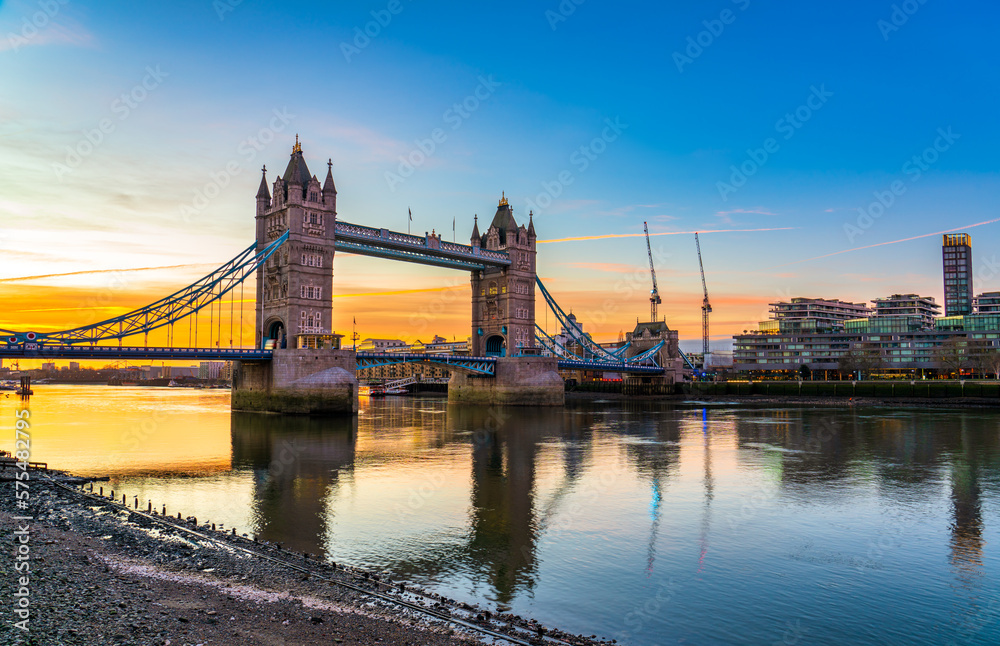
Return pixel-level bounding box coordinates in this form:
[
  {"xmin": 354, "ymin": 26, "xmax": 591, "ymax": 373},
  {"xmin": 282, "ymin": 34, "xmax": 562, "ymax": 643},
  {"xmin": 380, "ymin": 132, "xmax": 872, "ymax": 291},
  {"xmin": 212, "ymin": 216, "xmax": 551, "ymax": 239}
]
[
  {"xmin": 695, "ymin": 233, "xmax": 712, "ymax": 357},
  {"xmin": 644, "ymin": 222, "xmax": 661, "ymax": 322}
]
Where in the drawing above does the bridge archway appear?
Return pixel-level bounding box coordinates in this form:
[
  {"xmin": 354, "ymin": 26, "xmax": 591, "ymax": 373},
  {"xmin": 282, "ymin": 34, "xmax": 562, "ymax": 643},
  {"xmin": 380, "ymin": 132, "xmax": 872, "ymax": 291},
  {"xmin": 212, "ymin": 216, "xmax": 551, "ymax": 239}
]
[
  {"xmin": 485, "ymin": 334, "xmax": 506, "ymax": 357},
  {"xmin": 266, "ymin": 319, "xmax": 286, "ymax": 349}
]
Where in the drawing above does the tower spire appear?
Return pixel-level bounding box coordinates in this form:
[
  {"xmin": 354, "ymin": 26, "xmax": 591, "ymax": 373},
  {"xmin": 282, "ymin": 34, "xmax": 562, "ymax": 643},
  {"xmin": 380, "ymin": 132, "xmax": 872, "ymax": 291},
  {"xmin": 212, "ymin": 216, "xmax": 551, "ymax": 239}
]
[
  {"xmin": 256, "ymin": 165, "xmax": 270, "ymax": 199},
  {"xmin": 323, "ymin": 158, "xmax": 337, "ymax": 194}
]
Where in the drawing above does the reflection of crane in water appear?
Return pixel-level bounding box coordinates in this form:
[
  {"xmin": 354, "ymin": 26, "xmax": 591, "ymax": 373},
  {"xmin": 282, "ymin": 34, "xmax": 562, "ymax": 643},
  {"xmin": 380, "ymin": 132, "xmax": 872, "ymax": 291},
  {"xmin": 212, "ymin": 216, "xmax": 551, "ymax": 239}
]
[
  {"xmin": 697, "ymin": 408, "xmax": 714, "ymax": 574},
  {"xmin": 628, "ymin": 419, "xmax": 680, "ymax": 577},
  {"xmin": 644, "ymin": 410, "xmax": 714, "ymax": 577},
  {"xmin": 646, "ymin": 474, "xmax": 662, "ymax": 576},
  {"xmin": 535, "ymin": 437, "xmax": 589, "ymax": 533}
]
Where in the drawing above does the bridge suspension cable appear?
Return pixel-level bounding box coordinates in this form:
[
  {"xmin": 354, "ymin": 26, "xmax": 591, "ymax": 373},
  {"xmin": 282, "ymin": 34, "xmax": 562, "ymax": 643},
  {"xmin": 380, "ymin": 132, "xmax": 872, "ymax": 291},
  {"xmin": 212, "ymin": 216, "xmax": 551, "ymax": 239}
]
[
  {"xmin": 534, "ymin": 277, "xmax": 622, "ymax": 361},
  {"xmin": 534, "ymin": 324, "xmax": 586, "ymax": 361},
  {"xmin": 534, "ymin": 277, "xmax": 664, "ymax": 366},
  {"xmin": 7, "ymin": 231, "xmax": 289, "ymax": 346}
]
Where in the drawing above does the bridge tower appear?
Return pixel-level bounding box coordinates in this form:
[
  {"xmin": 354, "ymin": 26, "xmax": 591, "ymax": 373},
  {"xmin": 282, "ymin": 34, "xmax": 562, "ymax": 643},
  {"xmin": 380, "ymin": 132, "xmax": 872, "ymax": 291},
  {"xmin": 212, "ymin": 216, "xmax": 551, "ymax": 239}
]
[
  {"xmin": 469, "ymin": 195, "xmax": 537, "ymax": 356},
  {"xmin": 254, "ymin": 137, "xmax": 338, "ymax": 349},
  {"xmin": 235, "ymin": 137, "xmax": 357, "ymax": 415}
]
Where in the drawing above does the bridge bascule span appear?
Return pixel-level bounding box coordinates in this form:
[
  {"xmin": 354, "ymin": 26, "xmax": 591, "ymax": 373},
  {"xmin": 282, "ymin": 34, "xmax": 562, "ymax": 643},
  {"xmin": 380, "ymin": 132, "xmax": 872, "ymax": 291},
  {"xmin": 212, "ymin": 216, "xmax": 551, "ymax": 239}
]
[{"xmin": 3, "ymin": 138, "xmax": 685, "ymax": 412}]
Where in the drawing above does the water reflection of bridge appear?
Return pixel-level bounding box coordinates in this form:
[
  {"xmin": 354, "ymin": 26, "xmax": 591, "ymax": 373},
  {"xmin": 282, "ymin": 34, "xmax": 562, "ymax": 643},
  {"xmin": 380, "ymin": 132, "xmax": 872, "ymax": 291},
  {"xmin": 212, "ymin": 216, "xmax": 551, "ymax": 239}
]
[{"xmin": 229, "ymin": 403, "xmax": 682, "ymax": 604}]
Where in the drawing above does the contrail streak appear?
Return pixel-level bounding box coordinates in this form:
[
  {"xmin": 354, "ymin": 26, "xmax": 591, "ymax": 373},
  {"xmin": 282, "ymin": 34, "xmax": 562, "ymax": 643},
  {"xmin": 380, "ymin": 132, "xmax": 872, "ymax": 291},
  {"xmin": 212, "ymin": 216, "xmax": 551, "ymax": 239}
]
[
  {"xmin": 538, "ymin": 227, "xmax": 795, "ymax": 244},
  {"xmin": 0, "ymin": 264, "xmax": 215, "ymax": 283},
  {"xmin": 768, "ymin": 217, "xmax": 1000, "ymax": 269}
]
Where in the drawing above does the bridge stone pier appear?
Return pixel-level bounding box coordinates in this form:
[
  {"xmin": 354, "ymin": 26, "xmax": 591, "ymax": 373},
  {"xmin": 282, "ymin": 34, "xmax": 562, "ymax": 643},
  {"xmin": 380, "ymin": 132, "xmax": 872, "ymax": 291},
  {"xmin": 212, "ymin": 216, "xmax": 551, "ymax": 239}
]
[
  {"xmin": 449, "ymin": 356, "xmax": 564, "ymax": 406},
  {"xmin": 232, "ymin": 349, "xmax": 358, "ymax": 415}
]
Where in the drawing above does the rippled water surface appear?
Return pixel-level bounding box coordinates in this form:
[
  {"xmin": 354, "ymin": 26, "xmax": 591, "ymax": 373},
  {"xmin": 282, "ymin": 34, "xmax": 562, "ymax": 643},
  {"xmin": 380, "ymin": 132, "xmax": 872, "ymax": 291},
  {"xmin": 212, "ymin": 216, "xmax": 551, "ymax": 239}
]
[{"xmin": 5, "ymin": 386, "xmax": 1000, "ymax": 645}]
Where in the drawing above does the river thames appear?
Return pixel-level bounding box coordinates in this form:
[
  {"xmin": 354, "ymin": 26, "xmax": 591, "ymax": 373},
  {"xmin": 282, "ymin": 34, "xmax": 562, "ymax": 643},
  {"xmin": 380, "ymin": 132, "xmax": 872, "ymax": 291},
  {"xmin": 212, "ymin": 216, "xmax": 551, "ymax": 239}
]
[{"xmin": 5, "ymin": 385, "xmax": 999, "ymax": 645}]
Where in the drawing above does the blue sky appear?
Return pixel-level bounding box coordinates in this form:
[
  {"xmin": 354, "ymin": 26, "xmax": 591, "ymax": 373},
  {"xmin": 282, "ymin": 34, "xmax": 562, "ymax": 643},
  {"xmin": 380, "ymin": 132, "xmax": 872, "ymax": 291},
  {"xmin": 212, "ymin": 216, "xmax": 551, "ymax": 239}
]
[{"xmin": 2, "ymin": 0, "xmax": 997, "ymax": 348}]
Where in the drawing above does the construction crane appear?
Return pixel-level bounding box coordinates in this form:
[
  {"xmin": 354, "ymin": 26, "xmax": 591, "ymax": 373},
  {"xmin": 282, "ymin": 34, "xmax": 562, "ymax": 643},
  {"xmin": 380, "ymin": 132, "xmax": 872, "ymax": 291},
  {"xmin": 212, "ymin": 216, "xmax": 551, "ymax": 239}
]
[
  {"xmin": 695, "ymin": 232, "xmax": 712, "ymax": 356},
  {"xmin": 644, "ymin": 222, "xmax": 661, "ymax": 322}
]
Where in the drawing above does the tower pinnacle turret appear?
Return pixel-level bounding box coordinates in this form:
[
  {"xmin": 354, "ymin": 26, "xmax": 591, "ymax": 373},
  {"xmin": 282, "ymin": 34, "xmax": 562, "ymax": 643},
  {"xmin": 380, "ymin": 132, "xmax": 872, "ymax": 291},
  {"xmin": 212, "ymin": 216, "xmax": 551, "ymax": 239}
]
[
  {"xmin": 257, "ymin": 165, "xmax": 270, "ymax": 199},
  {"xmin": 256, "ymin": 165, "xmax": 271, "ymax": 215}
]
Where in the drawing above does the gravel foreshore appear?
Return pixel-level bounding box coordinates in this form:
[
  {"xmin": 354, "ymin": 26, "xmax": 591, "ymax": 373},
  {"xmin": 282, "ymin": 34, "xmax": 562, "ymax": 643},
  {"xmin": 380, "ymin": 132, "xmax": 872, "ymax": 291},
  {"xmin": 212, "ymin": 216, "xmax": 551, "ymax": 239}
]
[{"xmin": 1, "ymin": 475, "xmax": 611, "ymax": 646}]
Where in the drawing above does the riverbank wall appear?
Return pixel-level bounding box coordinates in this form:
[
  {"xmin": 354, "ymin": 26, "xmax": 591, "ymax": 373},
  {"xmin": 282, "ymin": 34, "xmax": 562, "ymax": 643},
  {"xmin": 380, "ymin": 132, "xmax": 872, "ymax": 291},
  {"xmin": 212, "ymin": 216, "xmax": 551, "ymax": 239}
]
[{"xmin": 565, "ymin": 379, "xmax": 1000, "ymax": 403}]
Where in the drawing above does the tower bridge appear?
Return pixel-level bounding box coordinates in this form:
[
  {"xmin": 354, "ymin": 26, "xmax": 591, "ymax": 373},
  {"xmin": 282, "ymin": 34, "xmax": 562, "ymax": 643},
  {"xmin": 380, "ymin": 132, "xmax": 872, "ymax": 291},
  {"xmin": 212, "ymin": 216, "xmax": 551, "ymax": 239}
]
[{"xmin": 2, "ymin": 138, "xmax": 683, "ymax": 413}]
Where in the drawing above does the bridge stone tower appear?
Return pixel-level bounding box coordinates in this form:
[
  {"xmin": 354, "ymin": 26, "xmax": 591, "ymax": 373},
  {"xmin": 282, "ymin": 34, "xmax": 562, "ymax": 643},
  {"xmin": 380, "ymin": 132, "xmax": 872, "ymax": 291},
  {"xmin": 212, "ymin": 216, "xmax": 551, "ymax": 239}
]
[
  {"xmin": 254, "ymin": 137, "xmax": 338, "ymax": 349},
  {"xmin": 469, "ymin": 195, "xmax": 537, "ymax": 356}
]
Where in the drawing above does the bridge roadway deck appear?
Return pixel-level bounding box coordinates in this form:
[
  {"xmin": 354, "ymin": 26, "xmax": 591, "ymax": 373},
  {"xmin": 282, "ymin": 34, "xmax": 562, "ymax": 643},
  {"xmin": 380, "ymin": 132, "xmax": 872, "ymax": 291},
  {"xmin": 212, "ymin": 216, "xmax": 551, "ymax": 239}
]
[
  {"xmin": 333, "ymin": 220, "xmax": 511, "ymax": 271},
  {"xmin": 0, "ymin": 346, "xmax": 665, "ymax": 374},
  {"xmin": 0, "ymin": 345, "xmax": 273, "ymax": 361}
]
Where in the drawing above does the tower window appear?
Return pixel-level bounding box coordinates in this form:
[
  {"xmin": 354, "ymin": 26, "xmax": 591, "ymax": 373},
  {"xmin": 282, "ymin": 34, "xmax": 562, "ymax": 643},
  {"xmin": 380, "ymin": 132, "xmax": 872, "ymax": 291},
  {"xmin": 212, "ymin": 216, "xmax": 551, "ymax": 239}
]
[{"xmin": 301, "ymin": 253, "xmax": 323, "ymax": 267}]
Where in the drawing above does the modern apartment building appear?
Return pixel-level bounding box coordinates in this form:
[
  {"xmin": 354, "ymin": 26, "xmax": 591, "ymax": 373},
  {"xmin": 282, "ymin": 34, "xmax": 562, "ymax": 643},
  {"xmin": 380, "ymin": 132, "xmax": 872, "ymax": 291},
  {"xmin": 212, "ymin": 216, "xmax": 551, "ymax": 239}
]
[
  {"xmin": 974, "ymin": 291, "xmax": 1000, "ymax": 314},
  {"xmin": 756, "ymin": 298, "xmax": 870, "ymax": 335},
  {"xmin": 871, "ymin": 294, "xmax": 940, "ymax": 329}
]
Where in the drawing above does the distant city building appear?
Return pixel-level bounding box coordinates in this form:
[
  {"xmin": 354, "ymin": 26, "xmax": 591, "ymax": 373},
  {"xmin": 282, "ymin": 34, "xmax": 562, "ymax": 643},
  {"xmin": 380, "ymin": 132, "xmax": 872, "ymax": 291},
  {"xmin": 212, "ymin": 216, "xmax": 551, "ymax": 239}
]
[
  {"xmin": 358, "ymin": 338, "xmax": 407, "ymax": 351},
  {"xmin": 974, "ymin": 291, "xmax": 1000, "ymax": 314},
  {"xmin": 199, "ymin": 362, "xmax": 225, "ymax": 379},
  {"xmin": 353, "ymin": 336, "xmax": 467, "ymax": 382},
  {"xmin": 943, "ymin": 233, "xmax": 973, "ymax": 316},
  {"xmin": 410, "ymin": 337, "xmax": 469, "ymax": 355},
  {"xmin": 41, "ymin": 362, "xmax": 55, "ymax": 371},
  {"xmin": 547, "ymin": 312, "xmax": 584, "ymax": 358},
  {"xmin": 69, "ymin": 361, "xmax": 80, "ymax": 371},
  {"xmin": 703, "ymin": 351, "xmax": 734, "ymax": 368}
]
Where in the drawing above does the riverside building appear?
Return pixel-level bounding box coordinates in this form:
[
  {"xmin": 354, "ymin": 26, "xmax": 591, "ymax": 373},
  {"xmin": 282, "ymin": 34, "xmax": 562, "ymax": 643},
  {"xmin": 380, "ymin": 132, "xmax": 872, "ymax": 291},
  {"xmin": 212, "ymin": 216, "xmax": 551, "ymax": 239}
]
[{"xmin": 733, "ymin": 294, "xmax": 1000, "ymax": 377}]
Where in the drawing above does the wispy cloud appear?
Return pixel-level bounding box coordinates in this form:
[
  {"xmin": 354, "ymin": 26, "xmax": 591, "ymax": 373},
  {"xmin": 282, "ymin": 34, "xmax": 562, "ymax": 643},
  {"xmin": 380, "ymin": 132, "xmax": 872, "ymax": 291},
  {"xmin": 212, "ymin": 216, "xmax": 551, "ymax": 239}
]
[
  {"xmin": 595, "ymin": 203, "xmax": 675, "ymax": 219},
  {"xmin": 768, "ymin": 217, "xmax": 1000, "ymax": 269},
  {"xmin": 715, "ymin": 207, "xmax": 777, "ymax": 224},
  {"xmin": 0, "ymin": 13, "xmax": 95, "ymax": 53},
  {"xmin": 538, "ymin": 227, "xmax": 795, "ymax": 244},
  {"xmin": 316, "ymin": 121, "xmax": 409, "ymax": 164},
  {"xmin": 0, "ymin": 264, "xmax": 216, "ymax": 284},
  {"xmin": 562, "ymin": 262, "xmax": 644, "ymax": 274}
]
